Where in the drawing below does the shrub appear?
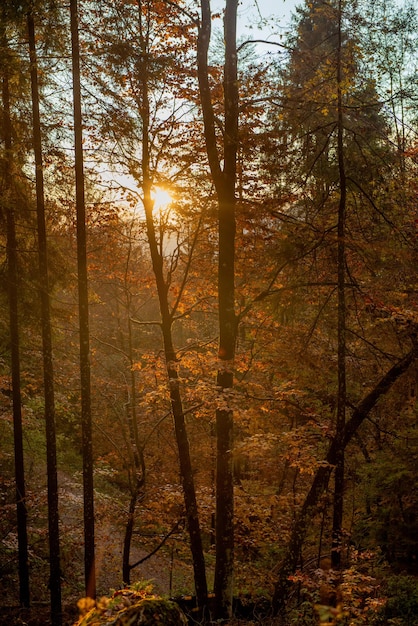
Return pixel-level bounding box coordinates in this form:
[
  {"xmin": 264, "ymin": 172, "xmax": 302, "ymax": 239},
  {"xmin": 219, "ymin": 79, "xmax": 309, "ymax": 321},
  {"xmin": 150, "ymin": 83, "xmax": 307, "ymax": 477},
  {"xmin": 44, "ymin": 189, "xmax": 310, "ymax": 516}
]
[{"xmin": 377, "ymin": 575, "xmax": 418, "ymax": 626}]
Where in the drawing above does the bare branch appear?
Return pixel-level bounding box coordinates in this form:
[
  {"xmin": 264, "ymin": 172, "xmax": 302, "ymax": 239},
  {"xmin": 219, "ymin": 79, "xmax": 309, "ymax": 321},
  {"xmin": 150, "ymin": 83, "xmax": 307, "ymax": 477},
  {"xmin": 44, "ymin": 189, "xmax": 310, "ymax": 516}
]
[{"xmin": 129, "ymin": 518, "xmax": 185, "ymax": 571}]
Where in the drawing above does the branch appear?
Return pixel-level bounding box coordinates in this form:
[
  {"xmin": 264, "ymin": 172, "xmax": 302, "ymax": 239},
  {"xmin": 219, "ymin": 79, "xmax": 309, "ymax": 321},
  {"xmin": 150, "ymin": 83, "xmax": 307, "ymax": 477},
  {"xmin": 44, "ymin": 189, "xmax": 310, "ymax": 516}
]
[
  {"xmin": 171, "ymin": 213, "xmax": 204, "ymax": 318},
  {"xmin": 129, "ymin": 518, "xmax": 184, "ymax": 571},
  {"xmin": 237, "ymin": 38, "xmax": 292, "ymax": 53},
  {"xmin": 141, "ymin": 403, "xmax": 205, "ymax": 450},
  {"xmin": 92, "ymin": 335, "xmax": 130, "ymax": 358},
  {"xmin": 172, "ymin": 296, "xmax": 215, "ymax": 323},
  {"xmin": 346, "ymin": 327, "xmax": 398, "ymax": 360},
  {"xmin": 92, "ymin": 419, "xmax": 127, "ymax": 469},
  {"xmin": 299, "ymin": 286, "xmax": 336, "ymax": 354},
  {"xmin": 347, "ymin": 176, "xmax": 410, "ymax": 244},
  {"xmin": 130, "ymin": 317, "xmax": 162, "ymax": 327},
  {"xmin": 162, "ymin": 0, "xmax": 199, "ymax": 27},
  {"xmin": 238, "ymin": 227, "xmax": 338, "ymax": 320},
  {"xmin": 341, "ymin": 347, "xmax": 417, "ymax": 450}
]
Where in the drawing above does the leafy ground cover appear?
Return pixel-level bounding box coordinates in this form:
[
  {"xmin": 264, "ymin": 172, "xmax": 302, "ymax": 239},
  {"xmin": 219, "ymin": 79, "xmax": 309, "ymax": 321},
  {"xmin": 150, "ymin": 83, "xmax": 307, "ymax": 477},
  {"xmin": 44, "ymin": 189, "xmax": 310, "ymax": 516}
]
[{"xmin": 2, "ymin": 423, "xmax": 418, "ymax": 625}]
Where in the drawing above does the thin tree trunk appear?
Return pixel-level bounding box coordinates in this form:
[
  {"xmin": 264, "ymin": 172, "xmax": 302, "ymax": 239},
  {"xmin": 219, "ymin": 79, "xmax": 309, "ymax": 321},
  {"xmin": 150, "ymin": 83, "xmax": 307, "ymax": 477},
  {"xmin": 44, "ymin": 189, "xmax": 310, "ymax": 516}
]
[
  {"xmin": 272, "ymin": 346, "xmax": 417, "ymax": 615},
  {"xmin": 70, "ymin": 0, "xmax": 96, "ymax": 599},
  {"xmin": 197, "ymin": 1, "xmax": 239, "ymax": 617},
  {"xmin": 2, "ymin": 49, "xmax": 30, "ymax": 608},
  {"xmin": 122, "ymin": 315, "xmax": 145, "ymax": 585},
  {"xmin": 137, "ymin": 0, "xmax": 207, "ymax": 607},
  {"xmin": 27, "ymin": 8, "xmax": 62, "ymax": 625},
  {"xmin": 332, "ymin": 0, "xmax": 347, "ymax": 570},
  {"xmin": 142, "ymin": 186, "xmax": 208, "ymax": 607},
  {"xmin": 122, "ymin": 474, "xmax": 144, "ymax": 584}
]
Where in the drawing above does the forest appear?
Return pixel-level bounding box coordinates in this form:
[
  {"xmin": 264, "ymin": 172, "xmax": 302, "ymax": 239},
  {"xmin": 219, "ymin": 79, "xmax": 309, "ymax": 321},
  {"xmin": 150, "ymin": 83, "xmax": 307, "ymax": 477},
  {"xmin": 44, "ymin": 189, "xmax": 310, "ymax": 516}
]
[{"xmin": 1, "ymin": 0, "xmax": 417, "ymax": 624}]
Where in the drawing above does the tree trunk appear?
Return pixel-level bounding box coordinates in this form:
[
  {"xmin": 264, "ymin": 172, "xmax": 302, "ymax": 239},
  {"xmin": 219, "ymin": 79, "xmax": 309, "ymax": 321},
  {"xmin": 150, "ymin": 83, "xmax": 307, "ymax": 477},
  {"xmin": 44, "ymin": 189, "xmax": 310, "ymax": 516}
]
[
  {"xmin": 332, "ymin": 0, "xmax": 347, "ymax": 570},
  {"xmin": 2, "ymin": 43, "xmax": 30, "ymax": 608},
  {"xmin": 122, "ymin": 475, "xmax": 144, "ymax": 585},
  {"xmin": 197, "ymin": 1, "xmax": 239, "ymax": 617},
  {"xmin": 272, "ymin": 346, "xmax": 417, "ymax": 615},
  {"xmin": 27, "ymin": 8, "xmax": 62, "ymax": 625},
  {"xmin": 122, "ymin": 316, "xmax": 145, "ymax": 585},
  {"xmin": 70, "ymin": 0, "xmax": 96, "ymax": 600}
]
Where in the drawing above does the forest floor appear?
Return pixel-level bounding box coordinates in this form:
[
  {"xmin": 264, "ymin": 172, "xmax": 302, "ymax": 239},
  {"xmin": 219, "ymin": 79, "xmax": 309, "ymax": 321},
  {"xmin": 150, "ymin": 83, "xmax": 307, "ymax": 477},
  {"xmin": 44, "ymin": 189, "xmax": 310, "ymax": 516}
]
[{"xmin": 3, "ymin": 470, "xmax": 261, "ymax": 625}]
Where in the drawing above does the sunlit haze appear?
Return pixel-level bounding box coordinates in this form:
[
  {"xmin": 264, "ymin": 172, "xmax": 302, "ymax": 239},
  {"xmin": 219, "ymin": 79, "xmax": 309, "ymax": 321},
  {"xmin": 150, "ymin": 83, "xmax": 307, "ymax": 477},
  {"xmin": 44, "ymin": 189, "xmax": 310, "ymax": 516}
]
[{"xmin": 152, "ymin": 187, "xmax": 174, "ymax": 211}]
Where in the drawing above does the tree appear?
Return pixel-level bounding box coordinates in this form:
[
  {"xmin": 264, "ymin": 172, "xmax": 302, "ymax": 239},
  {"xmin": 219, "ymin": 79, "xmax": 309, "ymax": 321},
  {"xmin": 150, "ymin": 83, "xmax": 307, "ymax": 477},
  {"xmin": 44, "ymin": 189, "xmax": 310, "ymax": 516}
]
[
  {"xmin": 70, "ymin": 0, "xmax": 96, "ymax": 600},
  {"xmin": 197, "ymin": 0, "xmax": 239, "ymax": 617},
  {"xmin": 1, "ymin": 3, "xmax": 30, "ymax": 606},
  {"xmin": 262, "ymin": 0, "xmax": 418, "ymax": 613},
  {"xmin": 80, "ymin": 0, "xmax": 209, "ymax": 608},
  {"xmin": 27, "ymin": 5, "xmax": 62, "ymax": 624},
  {"xmin": 136, "ymin": 3, "xmax": 208, "ymax": 604},
  {"xmin": 332, "ymin": 0, "xmax": 347, "ymax": 570},
  {"xmin": 360, "ymin": 0, "xmax": 418, "ymax": 165},
  {"xmin": 272, "ymin": 345, "xmax": 418, "ymax": 615}
]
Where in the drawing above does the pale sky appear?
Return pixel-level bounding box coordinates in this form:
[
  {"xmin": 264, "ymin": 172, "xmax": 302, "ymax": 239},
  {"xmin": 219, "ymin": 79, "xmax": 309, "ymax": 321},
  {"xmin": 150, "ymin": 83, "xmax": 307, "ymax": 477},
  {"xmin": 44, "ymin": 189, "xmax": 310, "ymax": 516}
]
[
  {"xmin": 238, "ymin": 0, "xmax": 301, "ymax": 37},
  {"xmin": 212, "ymin": 0, "xmax": 302, "ymax": 40},
  {"xmin": 232, "ymin": 0, "xmax": 302, "ymax": 59},
  {"xmin": 210, "ymin": 0, "xmax": 303, "ymax": 60}
]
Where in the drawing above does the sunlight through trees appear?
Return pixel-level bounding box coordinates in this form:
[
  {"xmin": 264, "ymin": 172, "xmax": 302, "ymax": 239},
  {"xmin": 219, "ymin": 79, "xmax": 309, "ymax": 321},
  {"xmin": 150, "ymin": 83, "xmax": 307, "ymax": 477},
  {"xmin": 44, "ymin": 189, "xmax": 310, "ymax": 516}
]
[{"xmin": 0, "ymin": 0, "xmax": 417, "ymax": 624}]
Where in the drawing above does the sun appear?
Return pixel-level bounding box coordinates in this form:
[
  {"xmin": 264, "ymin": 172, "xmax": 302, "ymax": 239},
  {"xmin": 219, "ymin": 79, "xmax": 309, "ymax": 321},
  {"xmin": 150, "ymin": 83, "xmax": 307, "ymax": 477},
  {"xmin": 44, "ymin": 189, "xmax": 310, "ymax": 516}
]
[{"xmin": 152, "ymin": 186, "xmax": 174, "ymax": 211}]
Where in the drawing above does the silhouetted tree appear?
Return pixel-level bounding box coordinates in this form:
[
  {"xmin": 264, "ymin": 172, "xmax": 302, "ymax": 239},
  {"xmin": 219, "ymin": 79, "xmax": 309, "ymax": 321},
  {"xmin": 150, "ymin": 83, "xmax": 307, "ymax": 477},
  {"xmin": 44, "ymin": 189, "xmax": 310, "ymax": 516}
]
[
  {"xmin": 70, "ymin": 0, "xmax": 96, "ymax": 600},
  {"xmin": 27, "ymin": 4, "xmax": 62, "ymax": 624},
  {"xmin": 1, "ymin": 5, "xmax": 30, "ymax": 606}
]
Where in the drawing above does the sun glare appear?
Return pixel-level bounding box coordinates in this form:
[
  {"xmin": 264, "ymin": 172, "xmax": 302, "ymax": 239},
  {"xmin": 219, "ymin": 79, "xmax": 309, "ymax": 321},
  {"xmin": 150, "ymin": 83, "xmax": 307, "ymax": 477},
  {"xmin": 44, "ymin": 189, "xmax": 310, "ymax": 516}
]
[{"xmin": 152, "ymin": 187, "xmax": 173, "ymax": 211}]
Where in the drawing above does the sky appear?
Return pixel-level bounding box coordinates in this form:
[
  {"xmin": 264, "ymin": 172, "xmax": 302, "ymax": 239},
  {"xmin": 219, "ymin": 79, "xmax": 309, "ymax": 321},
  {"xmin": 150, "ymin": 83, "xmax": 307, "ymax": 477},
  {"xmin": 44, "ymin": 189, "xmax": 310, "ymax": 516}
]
[
  {"xmin": 237, "ymin": 0, "xmax": 301, "ymax": 39},
  {"xmin": 211, "ymin": 0, "xmax": 302, "ymax": 43},
  {"xmin": 226, "ymin": 0, "xmax": 302, "ymax": 61},
  {"xmin": 240, "ymin": 0, "xmax": 300, "ymax": 24}
]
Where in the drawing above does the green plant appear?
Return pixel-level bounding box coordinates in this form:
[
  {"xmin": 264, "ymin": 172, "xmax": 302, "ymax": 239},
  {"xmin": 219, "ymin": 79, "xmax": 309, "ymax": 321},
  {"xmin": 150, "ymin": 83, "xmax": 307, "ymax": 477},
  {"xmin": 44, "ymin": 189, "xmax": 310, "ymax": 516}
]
[
  {"xmin": 378, "ymin": 575, "xmax": 418, "ymax": 626},
  {"xmin": 287, "ymin": 600, "xmax": 318, "ymax": 626}
]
